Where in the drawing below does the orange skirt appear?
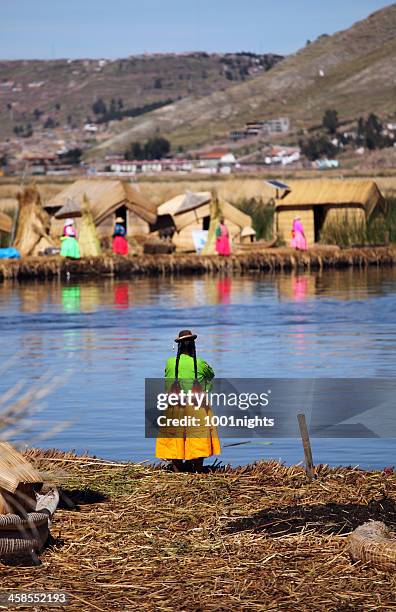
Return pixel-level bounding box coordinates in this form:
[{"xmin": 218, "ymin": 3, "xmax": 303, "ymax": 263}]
[{"xmin": 155, "ymin": 404, "xmax": 221, "ymax": 460}]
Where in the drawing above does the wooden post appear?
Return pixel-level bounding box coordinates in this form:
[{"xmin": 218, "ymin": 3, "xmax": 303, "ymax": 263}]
[{"xmin": 297, "ymin": 413, "xmax": 315, "ymax": 480}]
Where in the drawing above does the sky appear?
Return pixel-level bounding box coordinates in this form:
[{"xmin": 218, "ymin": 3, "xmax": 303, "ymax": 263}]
[{"xmin": 0, "ymin": 0, "xmax": 392, "ymax": 60}]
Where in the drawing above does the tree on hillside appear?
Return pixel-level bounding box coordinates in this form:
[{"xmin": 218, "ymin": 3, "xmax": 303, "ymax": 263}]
[
  {"xmin": 44, "ymin": 117, "xmax": 56, "ymax": 129},
  {"xmin": 144, "ymin": 137, "xmax": 170, "ymax": 159},
  {"xmin": 110, "ymin": 98, "xmax": 117, "ymax": 115},
  {"xmin": 299, "ymin": 136, "xmax": 338, "ymax": 161},
  {"xmin": 356, "ymin": 114, "xmax": 392, "ymax": 150},
  {"xmin": 322, "ymin": 109, "xmax": 338, "ymax": 135},
  {"xmin": 124, "ymin": 137, "xmax": 170, "ymax": 161},
  {"xmin": 125, "ymin": 142, "xmax": 143, "ymax": 160},
  {"xmin": 59, "ymin": 148, "xmax": 82, "ymax": 165},
  {"xmin": 92, "ymin": 98, "xmax": 107, "ymax": 115}
]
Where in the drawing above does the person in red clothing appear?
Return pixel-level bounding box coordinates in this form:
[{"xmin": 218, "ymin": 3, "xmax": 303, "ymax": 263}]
[
  {"xmin": 215, "ymin": 218, "xmax": 231, "ymax": 256},
  {"xmin": 112, "ymin": 217, "xmax": 129, "ymax": 255}
]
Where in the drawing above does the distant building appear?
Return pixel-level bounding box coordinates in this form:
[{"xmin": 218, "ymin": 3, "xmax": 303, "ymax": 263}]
[
  {"xmin": 261, "ymin": 117, "xmax": 290, "ymax": 134},
  {"xmin": 84, "ymin": 123, "xmax": 98, "ymax": 133},
  {"xmin": 22, "ymin": 155, "xmax": 58, "ymax": 175},
  {"xmin": 245, "ymin": 122, "xmax": 262, "ymax": 136},
  {"xmin": 196, "ymin": 150, "xmax": 236, "ymax": 173},
  {"xmin": 0, "ymin": 81, "xmax": 14, "ymax": 91},
  {"xmin": 245, "ymin": 117, "xmax": 290, "ymax": 136},
  {"xmin": 229, "ymin": 130, "xmax": 246, "ymax": 141},
  {"xmin": 110, "ymin": 160, "xmax": 162, "ymax": 174}
]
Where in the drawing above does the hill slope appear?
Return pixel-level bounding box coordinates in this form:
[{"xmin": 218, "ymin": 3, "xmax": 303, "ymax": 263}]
[
  {"xmin": 90, "ymin": 4, "xmax": 396, "ymax": 156},
  {"xmin": 0, "ymin": 52, "xmax": 282, "ymax": 138}
]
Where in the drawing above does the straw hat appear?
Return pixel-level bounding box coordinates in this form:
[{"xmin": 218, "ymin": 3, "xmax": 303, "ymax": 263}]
[
  {"xmin": 175, "ymin": 329, "xmax": 197, "ymax": 343},
  {"xmin": 115, "ymin": 217, "xmax": 125, "ymax": 223},
  {"xmin": 65, "ymin": 218, "xmax": 74, "ymax": 226}
]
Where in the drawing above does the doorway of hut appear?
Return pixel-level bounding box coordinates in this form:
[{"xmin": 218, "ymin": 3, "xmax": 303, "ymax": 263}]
[
  {"xmin": 313, "ymin": 206, "xmax": 326, "ymax": 242},
  {"xmin": 115, "ymin": 205, "xmax": 128, "ymax": 233},
  {"xmin": 202, "ymin": 215, "xmax": 210, "ymax": 230}
]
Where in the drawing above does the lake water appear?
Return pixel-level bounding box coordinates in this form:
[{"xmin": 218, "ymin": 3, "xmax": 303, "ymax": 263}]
[{"xmin": 0, "ymin": 267, "xmax": 395, "ymax": 469}]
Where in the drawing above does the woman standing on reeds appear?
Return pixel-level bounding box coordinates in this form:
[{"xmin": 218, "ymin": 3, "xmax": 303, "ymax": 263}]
[
  {"xmin": 291, "ymin": 216, "xmax": 307, "ymax": 251},
  {"xmin": 215, "ymin": 218, "xmax": 231, "ymax": 256},
  {"xmin": 156, "ymin": 330, "xmax": 221, "ymax": 473},
  {"xmin": 112, "ymin": 217, "xmax": 129, "ymax": 255},
  {"xmin": 60, "ymin": 219, "xmax": 80, "ymax": 259}
]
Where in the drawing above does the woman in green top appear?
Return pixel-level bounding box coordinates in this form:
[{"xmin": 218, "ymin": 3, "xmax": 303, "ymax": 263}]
[{"xmin": 156, "ymin": 329, "xmax": 221, "ymax": 472}]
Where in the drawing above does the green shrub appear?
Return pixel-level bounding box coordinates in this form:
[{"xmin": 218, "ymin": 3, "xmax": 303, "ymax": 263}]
[
  {"xmin": 319, "ymin": 198, "xmax": 396, "ymax": 246},
  {"xmin": 235, "ymin": 198, "xmax": 274, "ymax": 240}
]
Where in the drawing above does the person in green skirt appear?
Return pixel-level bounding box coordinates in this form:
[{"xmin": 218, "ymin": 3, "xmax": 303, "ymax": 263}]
[{"xmin": 60, "ymin": 219, "xmax": 80, "ymax": 259}]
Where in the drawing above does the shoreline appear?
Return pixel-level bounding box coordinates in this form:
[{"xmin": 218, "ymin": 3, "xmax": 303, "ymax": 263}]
[{"xmin": 1, "ymin": 246, "xmax": 396, "ymax": 282}]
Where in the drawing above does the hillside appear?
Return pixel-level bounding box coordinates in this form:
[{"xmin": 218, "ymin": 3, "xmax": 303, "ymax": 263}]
[
  {"xmin": 0, "ymin": 52, "xmax": 282, "ymax": 138},
  {"xmin": 89, "ymin": 4, "xmax": 396, "ymax": 156}
]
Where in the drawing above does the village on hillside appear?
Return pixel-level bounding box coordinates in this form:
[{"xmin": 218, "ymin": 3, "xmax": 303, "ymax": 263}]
[{"xmin": 0, "ymin": 105, "xmax": 396, "ymax": 178}]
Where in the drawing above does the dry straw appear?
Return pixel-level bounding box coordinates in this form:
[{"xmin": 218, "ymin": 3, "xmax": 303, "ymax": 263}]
[{"xmin": 0, "ymin": 449, "xmax": 393, "ymax": 610}]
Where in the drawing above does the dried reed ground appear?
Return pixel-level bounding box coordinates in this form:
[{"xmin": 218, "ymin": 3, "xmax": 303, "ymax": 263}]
[{"xmin": 0, "ymin": 451, "xmax": 395, "ymax": 611}]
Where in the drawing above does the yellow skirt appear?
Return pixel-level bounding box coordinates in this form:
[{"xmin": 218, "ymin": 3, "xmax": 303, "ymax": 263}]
[{"xmin": 155, "ymin": 403, "xmax": 221, "ymax": 460}]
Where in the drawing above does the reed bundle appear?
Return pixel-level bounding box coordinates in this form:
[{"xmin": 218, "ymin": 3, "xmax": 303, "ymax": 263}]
[
  {"xmin": 78, "ymin": 194, "xmax": 101, "ymax": 258},
  {"xmin": 0, "ymin": 449, "xmax": 394, "ymax": 610},
  {"xmin": 0, "ymin": 443, "xmax": 42, "ymax": 516},
  {"xmin": 13, "ymin": 185, "xmax": 53, "ymax": 256},
  {"xmin": 348, "ymin": 521, "xmax": 396, "ymax": 571},
  {"xmin": 0, "ymin": 443, "xmax": 42, "ymax": 494}
]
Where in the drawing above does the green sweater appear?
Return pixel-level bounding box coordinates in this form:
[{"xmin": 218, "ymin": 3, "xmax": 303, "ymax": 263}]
[{"xmin": 165, "ymin": 354, "xmax": 214, "ymax": 391}]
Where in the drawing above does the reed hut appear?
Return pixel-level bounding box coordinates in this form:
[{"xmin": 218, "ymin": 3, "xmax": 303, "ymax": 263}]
[
  {"xmin": 46, "ymin": 179, "xmax": 157, "ymax": 240},
  {"xmin": 155, "ymin": 190, "xmax": 252, "ymax": 252},
  {"xmin": 275, "ymin": 180, "xmax": 386, "ymax": 246}
]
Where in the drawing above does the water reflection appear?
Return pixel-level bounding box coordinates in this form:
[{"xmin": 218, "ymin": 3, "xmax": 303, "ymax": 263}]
[
  {"xmin": 62, "ymin": 286, "xmax": 81, "ymax": 313},
  {"xmin": 114, "ymin": 283, "xmax": 129, "ymax": 309},
  {"xmin": 1, "ymin": 268, "xmax": 396, "ymax": 467}
]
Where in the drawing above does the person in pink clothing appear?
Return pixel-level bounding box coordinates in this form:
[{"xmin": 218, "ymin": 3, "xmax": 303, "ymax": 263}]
[
  {"xmin": 215, "ymin": 218, "xmax": 231, "ymax": 256},
  {"xmin": 290, "ymin": 216, "xmax": 307, "ymax": 251}
]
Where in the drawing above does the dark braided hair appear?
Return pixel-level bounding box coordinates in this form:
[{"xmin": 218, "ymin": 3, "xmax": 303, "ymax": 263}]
[{"xmin": 175, "ymin": 338, "xmax": 198, "ymax": 381}]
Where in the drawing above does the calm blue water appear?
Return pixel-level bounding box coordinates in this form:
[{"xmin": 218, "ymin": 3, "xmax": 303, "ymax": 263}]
[{"xmin": 0, "ymin": 267, "xmax": 395, "ymax": 468}]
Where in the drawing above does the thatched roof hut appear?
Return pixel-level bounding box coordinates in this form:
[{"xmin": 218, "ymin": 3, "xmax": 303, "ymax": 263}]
[
  {"xmin": 156, "ymin": 190, "xmax": 252, "ymax": 252},
  {"xmin": 47, "ymin": 179, "xmax": 157, "ymax": 238},
  {"xmin": 275, "ymin": 180, "xmax": 386, "ymax": 246}
]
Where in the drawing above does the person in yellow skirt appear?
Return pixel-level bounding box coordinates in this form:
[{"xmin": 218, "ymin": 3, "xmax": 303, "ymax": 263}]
[{"xmin": 156, "ymin": 329, "xmax": 221, "ymax": 472}]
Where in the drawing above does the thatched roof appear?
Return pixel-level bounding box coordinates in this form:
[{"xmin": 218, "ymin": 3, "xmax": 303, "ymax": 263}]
[
  {"xmin": 172, "ymin": 196, "xmax": 251, "ymax": 232},
  {"xmin": 47, "ymin": 180, "xmax": 157, "ymax": 224},
  {"xmin": 174, "ymin": 191, "xmax": 211, "ymax": 215},
  {"xmin": 54, "ymin": 198, "xmax": 82, "ymax": 219},
  {"xmin": 241, "ymin": 226, "xmax": 256, "ymax": 237},
  {"xmin": 0, "ymin": 212, "xmax": 12, "ymax": 234},
  {"xmin": 157, "ymin": 192, "xmax": 211, "ymax": 217},
  {"xmin": 157, "ymin": 194, "xmax": 185, "ymax": 216},
  {"xmin": 275, "ymin": 180, "xmax": 385, "ymax": 218},
  {"xmin": 158, "ymin": 191, "xmax": 251, "ymax": 232}
]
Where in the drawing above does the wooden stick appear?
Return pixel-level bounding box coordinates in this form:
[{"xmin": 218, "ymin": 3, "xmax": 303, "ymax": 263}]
[{"xmin": 297, "ymin": 413, "xmax": 315, "ymax": 480}]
